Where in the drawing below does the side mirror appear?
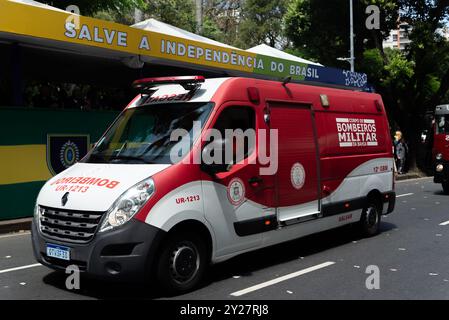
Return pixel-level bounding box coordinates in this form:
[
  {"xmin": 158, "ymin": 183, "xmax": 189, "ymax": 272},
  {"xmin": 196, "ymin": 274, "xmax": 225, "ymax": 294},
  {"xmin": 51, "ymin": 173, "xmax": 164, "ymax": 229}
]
[{"xmin": 200, "ymin": 138, "xmax": 232, "ymax": 174}]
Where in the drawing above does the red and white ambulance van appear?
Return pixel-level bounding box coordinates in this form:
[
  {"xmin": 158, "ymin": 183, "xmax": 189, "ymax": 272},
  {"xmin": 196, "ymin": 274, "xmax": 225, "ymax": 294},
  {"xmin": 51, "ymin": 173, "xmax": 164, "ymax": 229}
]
[
  {"xmin": 433, "ymin": 104, "xmax": 449, "ymax": 193},
  {"xmin": 31, "ymin": 76, "xmax": 395, "ymax": 293}
]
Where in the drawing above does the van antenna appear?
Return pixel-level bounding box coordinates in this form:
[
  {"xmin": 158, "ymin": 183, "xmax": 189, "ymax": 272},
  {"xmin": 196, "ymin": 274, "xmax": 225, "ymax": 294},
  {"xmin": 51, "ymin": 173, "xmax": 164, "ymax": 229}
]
[{"xmin": 282, "ymin": 76, "xmax": 292, "ymax": 86}]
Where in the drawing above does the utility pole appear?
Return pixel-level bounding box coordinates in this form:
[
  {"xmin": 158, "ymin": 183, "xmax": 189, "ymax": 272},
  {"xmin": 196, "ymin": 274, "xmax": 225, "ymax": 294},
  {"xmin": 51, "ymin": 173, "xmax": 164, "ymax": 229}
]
[
  {"xmin": 349, "ymin": 0, "xmax": 355, "ymax": 72},
  {"xmin": 337, "ymin": 0, "xmax": 355, "ymax": 71},
  {"xmin": 195, "ymin": 0, "xmax": 203, "ymax": 34}
]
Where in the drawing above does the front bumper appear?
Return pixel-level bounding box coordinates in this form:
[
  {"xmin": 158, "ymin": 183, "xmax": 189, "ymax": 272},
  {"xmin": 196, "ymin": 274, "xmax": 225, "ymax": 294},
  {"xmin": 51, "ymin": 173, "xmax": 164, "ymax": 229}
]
[{"xmin": 31, "ymin": 218, "xmax": 166, "ymax": 282}]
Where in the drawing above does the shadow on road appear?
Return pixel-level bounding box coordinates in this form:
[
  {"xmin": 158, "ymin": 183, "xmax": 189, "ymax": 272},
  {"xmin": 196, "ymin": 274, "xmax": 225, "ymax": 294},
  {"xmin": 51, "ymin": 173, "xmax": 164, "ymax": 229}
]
[{"xmin": 42, "ymin": 221, "xmax": 397, "ymax": 300}]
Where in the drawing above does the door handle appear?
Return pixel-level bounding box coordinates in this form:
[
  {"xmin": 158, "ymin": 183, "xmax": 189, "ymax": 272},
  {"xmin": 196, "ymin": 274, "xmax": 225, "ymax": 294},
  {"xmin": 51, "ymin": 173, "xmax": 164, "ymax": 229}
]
[{"xmin": 248, "ymin": 176, "xmax": 263, "ymax": 187}]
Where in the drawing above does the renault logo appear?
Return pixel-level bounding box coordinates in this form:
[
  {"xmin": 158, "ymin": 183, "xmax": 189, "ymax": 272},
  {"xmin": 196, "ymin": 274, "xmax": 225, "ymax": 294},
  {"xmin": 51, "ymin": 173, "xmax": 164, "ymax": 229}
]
[{"xmin": 61, "ymin": 192, "xmax": 69, "ymax": 206}]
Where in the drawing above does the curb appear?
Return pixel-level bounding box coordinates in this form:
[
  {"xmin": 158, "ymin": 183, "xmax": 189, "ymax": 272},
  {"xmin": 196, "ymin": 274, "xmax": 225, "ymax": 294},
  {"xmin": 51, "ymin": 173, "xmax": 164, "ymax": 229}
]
[
  {"xmin": 0, "ymin": 218, "xmax": 32, "ymax": 235},
  {"xmin": 394, "ymin": 173, "xmax": 431, "ymax": 181}
]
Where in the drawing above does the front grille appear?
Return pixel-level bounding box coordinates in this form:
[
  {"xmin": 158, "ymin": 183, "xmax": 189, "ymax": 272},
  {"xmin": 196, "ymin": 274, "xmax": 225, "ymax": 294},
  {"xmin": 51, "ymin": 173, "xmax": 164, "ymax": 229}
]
[{"xmin": 39, "ymin": 206, "xmax": 106, "ymax": 244}]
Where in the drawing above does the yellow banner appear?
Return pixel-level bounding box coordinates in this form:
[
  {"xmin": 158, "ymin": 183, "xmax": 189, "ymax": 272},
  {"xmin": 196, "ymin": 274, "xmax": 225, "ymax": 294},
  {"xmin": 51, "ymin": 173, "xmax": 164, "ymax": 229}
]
[
  {"xmin": 0, "ymin": 0, "xmax": 257, "ymax": 73},
  {"xmin": 0, "ymin": 144, "xmax": 52, "ymax": 185},
  {"xmin": 0, "ymin": 1, "xmax": 368, "ymax": 89}
]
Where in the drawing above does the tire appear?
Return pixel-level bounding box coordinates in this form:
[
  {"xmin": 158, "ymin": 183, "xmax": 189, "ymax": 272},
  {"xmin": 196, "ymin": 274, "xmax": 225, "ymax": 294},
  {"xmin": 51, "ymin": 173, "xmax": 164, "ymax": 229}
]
[
  {"xmin": 442, "ymin": 182, "xmax": 449, "ymax": 195},
  {"xmin": 156, "ymin": 232, "xmax": 208, "ymax": 294},
  {"xmin": 359, "ymin": 199, "xmax": 381, "ymax": 237}
]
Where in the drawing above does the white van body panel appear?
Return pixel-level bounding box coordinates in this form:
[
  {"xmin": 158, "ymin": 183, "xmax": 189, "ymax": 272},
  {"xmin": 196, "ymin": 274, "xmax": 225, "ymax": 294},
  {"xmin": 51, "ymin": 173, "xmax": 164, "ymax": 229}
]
[
  {"xmin": 142, "ymin": 158, "xmax": 394, "ymax": 263},
  {"xmin": 322, "ymin": 158, "xmax": 394, "ymax": 205},
  {"xmin": 37, "ymin": 163, "xmax": 170, "ymax": 211}
]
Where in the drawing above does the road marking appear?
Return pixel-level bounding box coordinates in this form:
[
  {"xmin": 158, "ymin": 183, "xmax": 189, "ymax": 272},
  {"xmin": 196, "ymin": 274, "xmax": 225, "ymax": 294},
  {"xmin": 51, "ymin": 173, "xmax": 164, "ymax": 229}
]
[
  {"xmin": 0, "ymin": 263, "xmax": 42, "ymax": 275},
  {"xmin": 0, "ymin": 232, "xmax": 31, "ymax": 239},
  {"xmin": 230, "ymin": 261, "xmax": 335, "ymax": 297},
  {"xmin": 396, "ymin": 193, "xmax": 414, "ymax": 198},
  {"xmin": 439, "ymin": 220, "xmax": 449, "ymax": 226}
]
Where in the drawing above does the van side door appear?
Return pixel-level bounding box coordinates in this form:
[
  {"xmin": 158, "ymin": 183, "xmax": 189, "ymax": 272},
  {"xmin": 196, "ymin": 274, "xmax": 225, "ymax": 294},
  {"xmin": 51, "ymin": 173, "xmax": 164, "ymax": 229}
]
[{"xmin": 269, "ymin": 102, "xmax": 320, "ymax": 224}]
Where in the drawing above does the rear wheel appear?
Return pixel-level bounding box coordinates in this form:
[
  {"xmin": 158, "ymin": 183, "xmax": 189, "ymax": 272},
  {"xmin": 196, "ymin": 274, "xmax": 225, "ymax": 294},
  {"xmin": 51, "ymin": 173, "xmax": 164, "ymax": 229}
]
[
  {"xmin": 359, "ymin": 199, "xmax": 381, "ymax": 237},
  {"xmin": 442, "ymin": 182, "xmax": 449, "ymax": 194},
  {"xmin": 156, "ymin": 232, "xmax": 207, "ymax": 294}
]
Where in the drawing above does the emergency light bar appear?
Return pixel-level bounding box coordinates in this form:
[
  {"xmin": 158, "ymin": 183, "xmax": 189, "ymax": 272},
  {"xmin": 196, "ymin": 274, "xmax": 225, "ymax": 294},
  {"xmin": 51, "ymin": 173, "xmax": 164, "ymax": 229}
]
[{"xmin": 132, "ymin": 76, "xmax": 205, "ymax": 91}]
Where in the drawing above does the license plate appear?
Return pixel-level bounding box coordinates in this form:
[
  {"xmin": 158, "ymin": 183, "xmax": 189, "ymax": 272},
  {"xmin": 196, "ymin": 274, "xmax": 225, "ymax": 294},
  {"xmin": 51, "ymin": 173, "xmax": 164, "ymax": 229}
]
[{"xmin": 46, "ymin": 244, "xmax": 70, "ymax": 261}]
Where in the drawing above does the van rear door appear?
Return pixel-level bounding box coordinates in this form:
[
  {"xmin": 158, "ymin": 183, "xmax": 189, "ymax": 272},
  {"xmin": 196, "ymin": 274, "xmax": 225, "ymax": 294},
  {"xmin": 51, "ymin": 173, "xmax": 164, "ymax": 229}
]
[{"xmin": 269, "ymin": 102, "xmax": 320, "ymax": 224}]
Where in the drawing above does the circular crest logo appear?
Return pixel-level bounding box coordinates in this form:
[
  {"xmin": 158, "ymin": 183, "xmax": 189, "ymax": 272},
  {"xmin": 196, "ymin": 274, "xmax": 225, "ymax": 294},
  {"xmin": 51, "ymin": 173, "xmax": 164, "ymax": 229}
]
[
  {"xmin": 227, "ymin": 178, "xmax": 245, "ymax": 206},
  {"xmin": 291, "ymin": 162, "xmax": 306, "ymax": 190},
  {"xmin": 59, "ymin": 140, "xmax": 80, "ymax": 169}
]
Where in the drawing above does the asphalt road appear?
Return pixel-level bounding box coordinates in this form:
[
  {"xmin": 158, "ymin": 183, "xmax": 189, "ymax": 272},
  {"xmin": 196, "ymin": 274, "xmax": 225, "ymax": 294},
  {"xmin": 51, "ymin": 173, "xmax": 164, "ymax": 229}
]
[{"xmin": 1, "ymin": 176, "xmax": 449, "ymax": 300}]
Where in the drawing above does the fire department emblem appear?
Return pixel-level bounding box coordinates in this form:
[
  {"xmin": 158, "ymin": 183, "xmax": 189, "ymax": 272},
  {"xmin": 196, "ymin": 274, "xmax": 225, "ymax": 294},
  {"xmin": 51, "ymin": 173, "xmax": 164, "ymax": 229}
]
[
  {"xmin": 227, "ymin": 178, "xmax": 245, "ymax": 206},
  {"xmin": 291, "ymin": 162, "xmax": 305, "ymax": 190},
  {"xmin": 47, "ymin": 134, "xmax": 90, "ymax": 175}
]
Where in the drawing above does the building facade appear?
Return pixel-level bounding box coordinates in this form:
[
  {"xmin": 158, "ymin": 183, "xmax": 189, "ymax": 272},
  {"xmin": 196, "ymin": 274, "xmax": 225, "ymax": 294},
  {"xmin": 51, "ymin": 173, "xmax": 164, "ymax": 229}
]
[{"xmin": 383, "ymin": 22, "xmax": 412, "ymax": 51}]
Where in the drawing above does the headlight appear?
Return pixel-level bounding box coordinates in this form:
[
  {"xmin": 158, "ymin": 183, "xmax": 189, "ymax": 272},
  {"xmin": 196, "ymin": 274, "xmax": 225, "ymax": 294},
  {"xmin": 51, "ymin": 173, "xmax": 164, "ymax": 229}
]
[
  {"xmin": 436, "ymin": 153, "xmax": 443, "ymax": 160},
  {"xmin": 436, "ymin": 164, "xmax": 444, "ymax": 172},
  {"xmin": 99, "ymin": 177, "xmax": 155, "ymax": 232}
]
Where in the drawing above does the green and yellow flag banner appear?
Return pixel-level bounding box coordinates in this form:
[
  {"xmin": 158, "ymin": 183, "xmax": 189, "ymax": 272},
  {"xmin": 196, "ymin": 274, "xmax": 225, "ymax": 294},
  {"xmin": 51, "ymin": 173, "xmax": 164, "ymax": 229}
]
[{"xmin": 0, "ymin": 107, "xmax": 118, "ymax": 220}]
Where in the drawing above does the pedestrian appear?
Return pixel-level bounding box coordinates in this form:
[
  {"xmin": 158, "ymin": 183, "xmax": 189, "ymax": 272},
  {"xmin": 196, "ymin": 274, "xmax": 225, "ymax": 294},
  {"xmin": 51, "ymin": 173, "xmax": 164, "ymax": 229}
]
[{"xmin": 394, "ymin": 131, "xmax": 408, "ymax": 174}]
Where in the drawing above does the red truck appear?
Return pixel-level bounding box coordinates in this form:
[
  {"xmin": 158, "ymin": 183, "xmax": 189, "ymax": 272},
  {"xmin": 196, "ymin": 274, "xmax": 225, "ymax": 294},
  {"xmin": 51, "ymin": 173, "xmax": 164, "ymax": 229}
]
[{"xmin": 433, "ymin": 104, "xmax": 449, "ymax": 193}]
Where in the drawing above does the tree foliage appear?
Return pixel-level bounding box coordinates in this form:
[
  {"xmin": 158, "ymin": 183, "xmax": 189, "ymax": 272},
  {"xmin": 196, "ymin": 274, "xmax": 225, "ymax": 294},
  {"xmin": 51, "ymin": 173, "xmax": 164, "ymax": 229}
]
[
  {"xmin": 201, "ymin": 0, "xmax": 243, "ymax": 45},
  {"xmin": 285, "ymin": 0, "xmax": 449, "ymax": 169},
  {"xmin": 284, "ymin": 0, "xmax": 399, "ymax": 67},
  {"xmin": 144, "ymin": 0, "xmax": 197, "ymax": 32},
  {"xmin": 234, "ymin": 0, "xmax": 289, "ymax": 49},
  {"xmin": 40, "ymin": 0, "xmax": 145, "ymax": 16}
]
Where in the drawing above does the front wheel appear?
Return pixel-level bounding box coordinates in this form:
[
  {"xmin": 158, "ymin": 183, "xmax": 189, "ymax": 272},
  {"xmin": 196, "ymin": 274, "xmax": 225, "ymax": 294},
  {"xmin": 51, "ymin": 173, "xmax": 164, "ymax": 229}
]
[
  {"xmin": 156, "ymin": 232, "xmax": 208, "ymax": 295},
  {"xmin": 358, "ymin": 200, "xmax": 381, "ymax": 237}
]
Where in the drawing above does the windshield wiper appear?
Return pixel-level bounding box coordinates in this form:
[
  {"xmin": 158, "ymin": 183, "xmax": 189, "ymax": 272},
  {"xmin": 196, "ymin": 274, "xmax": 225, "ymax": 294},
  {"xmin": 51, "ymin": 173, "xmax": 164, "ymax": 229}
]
[{"xmin": 109, "ymin": 155, "xmax": 152, "ymax": 164}]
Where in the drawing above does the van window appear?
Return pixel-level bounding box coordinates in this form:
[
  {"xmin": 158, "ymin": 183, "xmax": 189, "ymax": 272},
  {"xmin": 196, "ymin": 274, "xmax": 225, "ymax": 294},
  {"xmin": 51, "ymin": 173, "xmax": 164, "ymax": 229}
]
[
  {"xmin": 436, "ymin": 115, "xmax": 449, "ymax": 134},
  {"xmin": 84, "ymin": 102, "xmax": 213, "ymax": 164},
  {"xmin": 213, "ymin": 106, "xmax": 256, "ymax": 163}
]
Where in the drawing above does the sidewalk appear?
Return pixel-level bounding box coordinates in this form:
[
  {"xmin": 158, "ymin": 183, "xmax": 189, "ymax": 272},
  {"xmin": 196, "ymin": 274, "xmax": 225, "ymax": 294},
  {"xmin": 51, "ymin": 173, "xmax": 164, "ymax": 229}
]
[
  {"xmin": 0, "ymin": 217, "xmax": 32, "ymax": 235},
  {"xmin": 395, "ymin": 171, "xmax": 430, "ymax": 181}
]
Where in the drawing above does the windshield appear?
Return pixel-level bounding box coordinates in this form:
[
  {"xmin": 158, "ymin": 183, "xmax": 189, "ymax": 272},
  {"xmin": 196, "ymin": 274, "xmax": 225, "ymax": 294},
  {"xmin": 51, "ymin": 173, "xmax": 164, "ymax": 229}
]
[
  {"xmin": 84, "ymin": 102, "xmax": 213, "ymax": 164},
  {"xmin": 436, "ymin": 115, "xmax": 449, "ymax": 134}
]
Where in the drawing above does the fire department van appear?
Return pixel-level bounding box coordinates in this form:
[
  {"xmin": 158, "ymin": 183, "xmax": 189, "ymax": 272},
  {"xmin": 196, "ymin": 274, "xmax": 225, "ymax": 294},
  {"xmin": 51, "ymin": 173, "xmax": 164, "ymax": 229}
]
[
  {"xmin": 31, "ymin": 76, "xmax": 395, "ymax": 293},
  {"xmin": 433, "ymin": 104, "xmax": 449, "ymax": 192}
]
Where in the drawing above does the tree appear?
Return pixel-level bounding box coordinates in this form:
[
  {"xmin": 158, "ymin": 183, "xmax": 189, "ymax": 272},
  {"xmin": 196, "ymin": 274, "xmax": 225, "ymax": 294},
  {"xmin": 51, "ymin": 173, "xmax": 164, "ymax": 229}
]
[
  {"xmin": 284, "ymin": 0, "xmax": 449, "ymax": 171},
  {"xmin": 284, "ymin": 0, "xmax": 399, "ymax": 67},
  {"xmin": 143, "ymin": 0, "xmax": 197, "ymax": 32},
  {"xmin": 201, "ymin": 0, "xmax": 243, "ymax": 45},
  {"xmin": 234, "ymin": 0, "xmax": 289, "ymax": 49},
  {"xmin": 391, "ymin": 1, "xmax": 449, "ymax": 169},
  {"xmin": 40, "ymin": 0, "xmax": 145, "ymax": 16},
  {"xmin": 359, "ymin": 1, "xmax": 449, "ymax": 170}
]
